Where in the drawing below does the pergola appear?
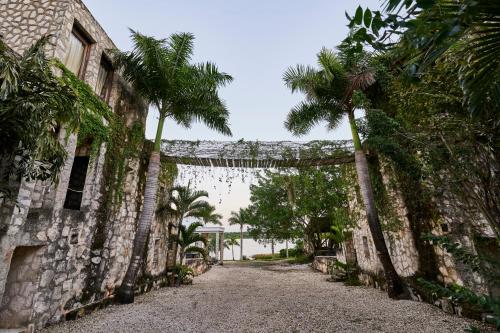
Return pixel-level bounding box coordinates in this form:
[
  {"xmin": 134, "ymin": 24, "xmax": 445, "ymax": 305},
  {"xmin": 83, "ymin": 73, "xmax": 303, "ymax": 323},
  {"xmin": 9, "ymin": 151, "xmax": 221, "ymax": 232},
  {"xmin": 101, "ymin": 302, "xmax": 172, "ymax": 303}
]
[
  {"xmin": 161, "ymin": 140, "xmax": 355, "ymax": 168},
  {"xmin": 163, "ymin": 140, "xmax": 355, "ymax": 265},
  {"xmin": 194, "ymin": 226, "xmax": 225, "ymax": 264}
]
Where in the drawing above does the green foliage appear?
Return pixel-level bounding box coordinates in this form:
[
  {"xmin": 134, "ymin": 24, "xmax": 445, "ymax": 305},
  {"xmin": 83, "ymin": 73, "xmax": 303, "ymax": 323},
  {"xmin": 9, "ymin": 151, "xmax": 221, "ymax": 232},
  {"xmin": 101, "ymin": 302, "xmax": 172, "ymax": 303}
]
[
  {"xmin": 171, "ymin": 264, "xmax": 195, "ymax": 285},
  {"xmin": 331, "ymin": 261, "xmax": 362, "ymax": 286},
  {"xmin": 345, "ymin": 0, "xmax": 500, "ymax": 117},
  {"xmin": 173, "ymin": 222, "xmax": 208, "ymax": 264},
  {"xmin": 252, "ymin": 254, "xmax": 281, "ymax": 260},
  {"xmin": 228, "ymin": 208, "xmax": 250, "ymax": 229},
  {"xmin": 156, "ymin": 183, "xmax": 210, "ymax": 226},
  {"xmin": 419, "ymin": 234, "xmax": 500, "ymax": 331},
  {"xmin": 246, "ymin": 166, "xmax": 353, "ymax": 254},
  {"xmin": 0, "ymin": 37, "xmax": 79, "ymax": 198},
  {"xmin": 57, "ymin": 62, "xmax": 150, "ymax": 208},
  {"xmin": 418, "ymin": 280, "xmax": 500, "ymax": 331},
  {"xmin": 287, "ymin": 254, "xmax": 313, "ymax": 265},
  {"xmin": 225, "ymin": 235, "xmax": 240, "ymax": 247},
  {"xmin": 279, "ymin": 244, "xmax": 304, "ymax": 258},
  {"xmin": 423, "ymin": 234, "xmax": 500, "ymax": 286},
  {"xmin": 55, "ymin": 62, "xmax": 114, "ymax": 157},
  {"xmin": 112, "ymin": 29, "xmax": 233, "ymax": 148},
  {"xmin": 360, "ymin": 50, "xmax": 499, "ymax": 239}
]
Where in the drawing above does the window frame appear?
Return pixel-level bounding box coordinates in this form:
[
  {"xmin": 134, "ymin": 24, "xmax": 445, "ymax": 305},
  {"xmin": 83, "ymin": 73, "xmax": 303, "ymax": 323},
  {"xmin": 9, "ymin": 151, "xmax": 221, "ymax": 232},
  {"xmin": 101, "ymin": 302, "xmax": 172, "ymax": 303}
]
[
  {"xmin": 96, "ymin": 54, "xmax": 114, "ymax": 103},
  {"xmin": 69, "ymin": 22, "xmax": 93, "ymax": 79}
]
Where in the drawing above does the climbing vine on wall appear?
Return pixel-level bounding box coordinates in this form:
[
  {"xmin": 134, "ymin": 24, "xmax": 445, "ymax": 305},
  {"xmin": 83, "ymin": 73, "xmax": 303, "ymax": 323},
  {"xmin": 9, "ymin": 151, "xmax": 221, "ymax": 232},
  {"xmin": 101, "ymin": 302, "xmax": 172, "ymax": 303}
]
[
  {"xmin": 56, "ymin": 61, "xmax": 147, "ymax": 208},
  {"xmin": 56, "ymin": 61, "xmax": 114, "ymax": 158}
]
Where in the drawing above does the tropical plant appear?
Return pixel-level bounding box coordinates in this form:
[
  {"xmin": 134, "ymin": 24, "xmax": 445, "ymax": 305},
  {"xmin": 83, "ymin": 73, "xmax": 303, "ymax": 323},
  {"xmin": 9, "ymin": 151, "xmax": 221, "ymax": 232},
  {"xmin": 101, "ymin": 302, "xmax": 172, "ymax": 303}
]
[
  {"xmin": 171, "ymin": 264, "xmax": 195, "ymax": 286},
  {"xmin": 197, "ymin": 205, "xmax": 223, "ymax": 225},
  {"xmin": 282, "ymin": 47, "xmax": 406, "ymax": 298},
  {"xmin": 345, "ymin": 0, "xmax": 500, "ymax": 117},
  {"xmin": 113, "ymin": 30, "xmax": 232, "ymax": 303},
  {"xmin": 172, "ymin": 222, "xmax": 207, "ymax": 265},
  {"xmin": 224, "ymin": 235, "xmax": 240, "ymax": 261},
  {"xmin": 228, "ymin": 208, "xmax": 249, "ymax": 260},
  {"xmin": 419, "ymin": 234, "xmax": 500, "ymax": 331},
  {"xmin": 247, "ymin": 167, "xmax": 350, "ymax": 255},
  {"xmin": 0, "ymin": 37, "xmax": 79, "ymax": 199},
  {"xmin": 157, "ymin": 184, "xmax": 212, "ymax": 226}
]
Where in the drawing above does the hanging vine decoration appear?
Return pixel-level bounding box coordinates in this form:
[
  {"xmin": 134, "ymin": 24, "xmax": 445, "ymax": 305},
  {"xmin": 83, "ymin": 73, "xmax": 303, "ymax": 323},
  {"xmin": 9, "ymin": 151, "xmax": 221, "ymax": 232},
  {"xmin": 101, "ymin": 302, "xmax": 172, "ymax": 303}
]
[
  {"xmin": 161, "ymin": 139, "xmax": 354, "ymax": 169},
  {"xmin": 166, "ymin": 139, "xmax": 355, "ymax": 204}
]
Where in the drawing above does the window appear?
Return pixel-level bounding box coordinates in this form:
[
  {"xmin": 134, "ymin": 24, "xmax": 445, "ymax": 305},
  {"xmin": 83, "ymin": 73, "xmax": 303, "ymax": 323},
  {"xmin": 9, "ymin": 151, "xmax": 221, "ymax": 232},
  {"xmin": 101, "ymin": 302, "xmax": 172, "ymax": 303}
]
[
  {"xmin": 95, "ymin": 55, "xmax": 113, "ymax": 101},
  {"xmin": 63, "ymin": 145, "xmax": 90, "ymax": 210},
  {"xmin": 362, "ymin": 236, "xmax": 371, "ymax": 259},
  {"xmin": 63, "ymin": 24, "xmax": 92, "ymax": 78}
]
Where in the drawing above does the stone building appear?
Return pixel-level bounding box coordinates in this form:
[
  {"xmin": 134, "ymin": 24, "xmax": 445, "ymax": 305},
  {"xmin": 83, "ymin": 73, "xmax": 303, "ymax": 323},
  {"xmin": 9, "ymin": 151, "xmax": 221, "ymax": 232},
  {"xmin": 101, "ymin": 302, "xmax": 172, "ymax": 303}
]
[
  {"xmin": 0, "ymin": 1, "xmax": 182, "ymax": 331},
  {"xmin": 335, "ymin": 157, "xmax": 497, "ymax": 303}
]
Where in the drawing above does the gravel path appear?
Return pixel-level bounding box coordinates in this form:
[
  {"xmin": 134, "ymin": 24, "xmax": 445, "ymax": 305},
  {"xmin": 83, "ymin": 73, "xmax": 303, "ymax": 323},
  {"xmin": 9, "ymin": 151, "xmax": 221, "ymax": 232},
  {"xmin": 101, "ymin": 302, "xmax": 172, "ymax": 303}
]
[{"xmin": 42, "ymin": 261, "xmax": 489, "ymax": 333}]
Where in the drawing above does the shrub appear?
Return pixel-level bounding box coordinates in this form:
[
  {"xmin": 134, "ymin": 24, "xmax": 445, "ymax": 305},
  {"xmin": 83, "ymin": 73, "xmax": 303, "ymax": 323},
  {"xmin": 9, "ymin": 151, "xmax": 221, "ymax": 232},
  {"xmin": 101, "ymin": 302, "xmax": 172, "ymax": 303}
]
[
  {"xmin": 171, "ymin": 264, "xmax": 194, "ymax": 286},
  {"xmin": 252, "ymin": 254, "xmax": 280, "ymax": 260},
  {"xmin": 287, "ymin": 254, "xmax": 313, "ymax": 265},
  {"xmin": 279, "ymin": 244, "xmax": 305, "ymax": 258}
]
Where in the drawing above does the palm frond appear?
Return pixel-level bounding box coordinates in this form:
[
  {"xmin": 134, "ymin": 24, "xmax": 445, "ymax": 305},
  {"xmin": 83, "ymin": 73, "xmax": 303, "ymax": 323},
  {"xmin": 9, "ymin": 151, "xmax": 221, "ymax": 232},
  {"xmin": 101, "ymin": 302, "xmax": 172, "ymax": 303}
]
[
  {"xmin": 283, "ymin": 64, "xmax": 318, "ymax": 97},
  {"xmin": 184, "ymin": 246, "xmax": 207, "ymax": 258},
  {"xmin": 285, "ymin": 100, "xmax": 338, "ymax": 136},
  {"xmin": 167, "ymin": 32, "xmax": 195, "ymax": 73}
]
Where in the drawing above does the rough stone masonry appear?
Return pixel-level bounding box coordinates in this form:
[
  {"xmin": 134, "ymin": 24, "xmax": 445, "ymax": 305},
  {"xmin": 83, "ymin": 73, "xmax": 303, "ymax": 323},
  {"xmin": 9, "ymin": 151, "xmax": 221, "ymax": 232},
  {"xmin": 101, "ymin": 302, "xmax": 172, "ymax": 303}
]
[{"xmin": 0, "ymin": 1, "xmax": 183, "ymax": 330}]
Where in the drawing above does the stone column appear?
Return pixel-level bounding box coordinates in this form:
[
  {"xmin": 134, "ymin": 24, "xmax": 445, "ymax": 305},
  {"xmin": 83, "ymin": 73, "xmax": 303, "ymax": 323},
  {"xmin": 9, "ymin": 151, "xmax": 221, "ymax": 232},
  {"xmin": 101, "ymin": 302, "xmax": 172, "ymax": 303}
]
[
  {"xmin": 215, "ymin": 232, "xmax": 219, "ymax": 262},
  {"xmin": 219, "ymin": 232, "xmax": 224, "ymax": 265}
]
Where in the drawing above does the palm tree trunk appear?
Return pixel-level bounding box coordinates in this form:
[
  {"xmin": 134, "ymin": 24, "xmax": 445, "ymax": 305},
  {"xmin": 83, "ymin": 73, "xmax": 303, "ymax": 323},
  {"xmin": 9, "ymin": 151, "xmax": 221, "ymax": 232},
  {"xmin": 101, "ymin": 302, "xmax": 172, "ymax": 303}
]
[
  {"xmin": 348, "ymin": 112, "xmax": 406, "ymax": 299},
  {"xmin": 271, "ymin": 239, "xmax": 275, "ymax": 256},
  {"xmin": 286, "ymin": 239, "xmax": 289, "ymax": 258},
  {"xmin": 232, "ymin": 245, "xmax": 234, "ymax": 261},
  {"xmin": 240, "ymin": 225, "xmax": 243, "ymax": 260},
  {"xmin": 172, "ymin": 217, "xmax": 183, "ymax": 267},
  {"xmin": 117, "ymin": 115, "xmax": 166, "ymax": 304},
  {"xmin": 179, "ymin": 248, "xmax": 184, "ymax": 265}
]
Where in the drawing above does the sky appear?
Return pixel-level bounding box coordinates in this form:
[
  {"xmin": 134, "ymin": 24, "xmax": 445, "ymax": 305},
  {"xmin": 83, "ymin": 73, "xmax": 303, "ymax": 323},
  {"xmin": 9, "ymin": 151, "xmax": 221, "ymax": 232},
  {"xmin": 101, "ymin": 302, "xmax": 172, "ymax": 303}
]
[{"xmin": 82, "ymin": 0, "xmax": 381, "ymax": 231}]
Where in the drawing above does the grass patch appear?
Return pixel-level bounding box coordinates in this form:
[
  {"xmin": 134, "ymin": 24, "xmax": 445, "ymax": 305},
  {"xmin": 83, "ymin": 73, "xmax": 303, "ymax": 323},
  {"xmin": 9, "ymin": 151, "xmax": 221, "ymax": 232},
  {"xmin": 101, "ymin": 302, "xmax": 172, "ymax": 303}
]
[{"xmin": 286, "ymin": 255, "xmax": 313, "ymax": 265}]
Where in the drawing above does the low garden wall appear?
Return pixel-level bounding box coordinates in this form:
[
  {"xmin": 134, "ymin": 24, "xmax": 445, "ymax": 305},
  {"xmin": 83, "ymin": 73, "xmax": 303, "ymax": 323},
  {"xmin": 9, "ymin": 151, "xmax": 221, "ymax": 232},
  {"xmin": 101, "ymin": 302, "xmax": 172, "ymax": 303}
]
[
  {"xmin": 185, "ymin": 258, "xmax": 210, "ymax": 276},
  {"xmin": 312, "ymin": 256, "xmax": 337, "ymax": 274}
]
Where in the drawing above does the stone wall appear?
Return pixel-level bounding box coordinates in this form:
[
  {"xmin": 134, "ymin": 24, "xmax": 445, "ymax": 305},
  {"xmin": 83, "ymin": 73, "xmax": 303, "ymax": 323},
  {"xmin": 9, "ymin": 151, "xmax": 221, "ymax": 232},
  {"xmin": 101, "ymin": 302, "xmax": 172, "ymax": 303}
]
[
  {"xmin": 312, "ymin": 256, "xmax": 336, "ymax": 274},
  {"xmin": 339, "ymin": 157, "xmax": 494, "ymax": 295},
  {"xmin": 185, "ymin": 258, "xmax": 210, "ymax": 277},
  {"xmin": 0, "ymin": 1, "xmax": 180, "ymax": 331}
]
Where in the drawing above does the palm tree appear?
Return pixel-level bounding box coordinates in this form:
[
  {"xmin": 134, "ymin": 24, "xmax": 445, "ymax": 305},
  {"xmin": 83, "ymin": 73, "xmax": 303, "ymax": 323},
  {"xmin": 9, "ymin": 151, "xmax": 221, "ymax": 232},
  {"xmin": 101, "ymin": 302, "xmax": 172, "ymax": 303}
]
[
  {"xmin": 113, "ymin": 30, "xmax": 232, "ymax": 303},
  {"xmin": 224, "ymin": 235, "xmax": 240, "ymax": 261},
  {"xmin": 157, "ymin": 184, "xmax": 212, "ymax": 226},
  {"xmin": 197, "ymin": 205, "xmax": 223, "ymax": 225},
  {"xmin": 228, "ymin": 208, "xmax": 248, "ymax": 261},
  {"xmin": 172, "ymin": 222, "xmax": 207, "ymax": 265},
  {"xmin": 0, "ymin": 37, "xmax": 80, "ymax": 199},
  {"xmin": 156, "ymin": 184, "xmax": 213, "ymax": 273},
  {"xmin": 282, "ymin": 48, "xmax": 406, "ymax": 299}
]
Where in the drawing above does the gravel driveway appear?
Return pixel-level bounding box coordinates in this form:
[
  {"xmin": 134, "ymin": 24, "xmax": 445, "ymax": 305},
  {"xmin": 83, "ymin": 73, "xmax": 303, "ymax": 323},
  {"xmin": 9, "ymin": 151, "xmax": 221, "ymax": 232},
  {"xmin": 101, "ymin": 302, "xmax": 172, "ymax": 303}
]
[{"xmin": 42, "ymin": 261, "xmax": 488, "ymax": 333}]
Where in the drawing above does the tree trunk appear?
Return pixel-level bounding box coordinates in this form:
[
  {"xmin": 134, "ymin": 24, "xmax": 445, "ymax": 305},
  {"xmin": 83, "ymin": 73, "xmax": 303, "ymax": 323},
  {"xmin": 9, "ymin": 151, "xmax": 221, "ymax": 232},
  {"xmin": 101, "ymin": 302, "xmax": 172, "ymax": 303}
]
[
  {"xmin": 286, "ymin": 239, "xmax": 289, "ymax": 258},
  {"xmin": 349, "ymin": 113, "xmax": 406, "ymax": 299},
  {"xmin": 240, "ymin": 225, "xmax": 243, "ymax": 260},
  {"xmin": 179, "ymin": 248, "xmax": 184, "ymax": 265},
  {"xmin": 172, "ymin": 217, "xmax": 182, "ymax": 268},
  {"xmin": 271, "ymin": 239, "xmax": 275, "ymax": 256},
  {"xmin": 117, "ymin": 116, "xmax": 165, "ymax": 304},
  {"xmin": 232, "ymin": 245, "xmax": 234, "ymax": 261}
]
